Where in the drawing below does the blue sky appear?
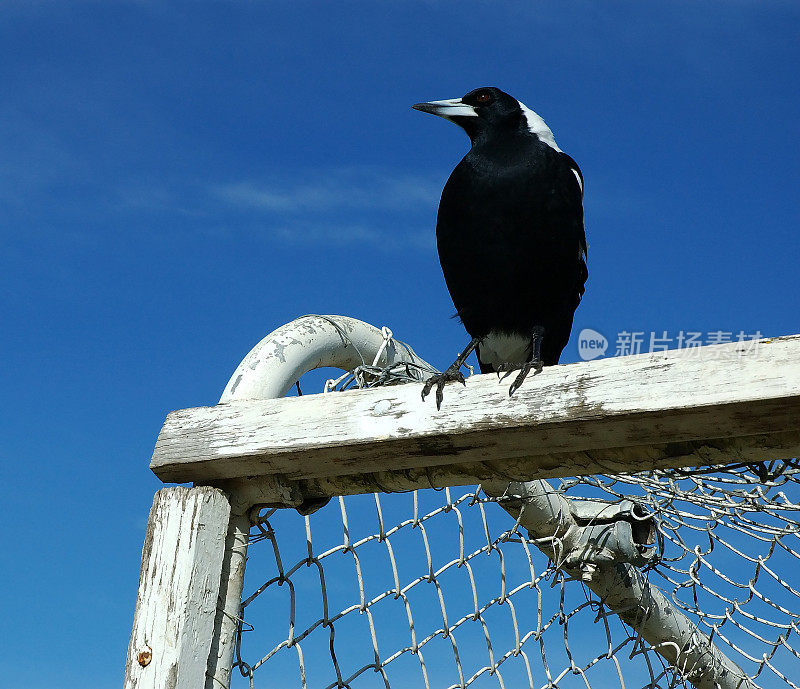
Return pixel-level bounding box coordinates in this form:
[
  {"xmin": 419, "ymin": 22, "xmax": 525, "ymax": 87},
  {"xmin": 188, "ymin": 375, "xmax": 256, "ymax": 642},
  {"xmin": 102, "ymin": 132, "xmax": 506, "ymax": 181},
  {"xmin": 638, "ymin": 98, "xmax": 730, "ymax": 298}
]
[{"xmin": 1, "ymin": 2, "xmax": 798, "ymax": 687}]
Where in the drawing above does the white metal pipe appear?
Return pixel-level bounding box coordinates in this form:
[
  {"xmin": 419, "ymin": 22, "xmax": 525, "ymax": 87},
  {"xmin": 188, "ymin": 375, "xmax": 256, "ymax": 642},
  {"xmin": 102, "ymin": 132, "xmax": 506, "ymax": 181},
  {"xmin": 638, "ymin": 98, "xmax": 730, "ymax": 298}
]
[
  {"xmin": 219, "ymin": 314, "xmax": 434, "ymax": 402},
  {"xmin": 484, "ymin": 480, "xmax": 757, "ymax": 689}
]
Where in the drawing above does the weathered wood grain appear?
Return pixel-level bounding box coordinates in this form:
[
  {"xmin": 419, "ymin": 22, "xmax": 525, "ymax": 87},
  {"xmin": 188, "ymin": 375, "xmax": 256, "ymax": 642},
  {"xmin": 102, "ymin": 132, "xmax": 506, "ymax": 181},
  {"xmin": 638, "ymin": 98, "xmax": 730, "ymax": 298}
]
[
  {"xmin": 151, "ymin": 336, "xmax": 800, "ymax": 499},
  {"xmin": 124, "ymin": 486, "xmax": 231, "ymax": 689}
]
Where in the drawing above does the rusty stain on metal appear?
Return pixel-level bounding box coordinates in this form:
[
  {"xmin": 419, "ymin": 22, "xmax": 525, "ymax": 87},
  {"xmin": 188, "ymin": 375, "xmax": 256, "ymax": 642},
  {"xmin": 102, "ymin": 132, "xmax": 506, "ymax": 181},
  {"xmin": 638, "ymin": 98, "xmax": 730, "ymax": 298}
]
[{"xmin": 137, "ymin": 645, "xmax": 152, "ymax": 667}]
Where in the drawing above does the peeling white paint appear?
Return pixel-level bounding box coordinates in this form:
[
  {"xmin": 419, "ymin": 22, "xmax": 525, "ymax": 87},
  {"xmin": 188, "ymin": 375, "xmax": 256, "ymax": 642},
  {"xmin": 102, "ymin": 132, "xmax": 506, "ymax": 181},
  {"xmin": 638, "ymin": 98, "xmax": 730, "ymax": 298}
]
[{"xmin": 219, "ymin": 315, "xmax": 434, "ymax": 402}]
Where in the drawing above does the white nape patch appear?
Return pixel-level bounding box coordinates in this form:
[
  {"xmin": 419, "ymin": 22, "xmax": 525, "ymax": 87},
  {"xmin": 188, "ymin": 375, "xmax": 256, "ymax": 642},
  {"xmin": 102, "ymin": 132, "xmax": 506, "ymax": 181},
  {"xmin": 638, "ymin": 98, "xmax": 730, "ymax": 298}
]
[
  {"xmin": 571, "ymin": 168, "xmax": 583, "ymax": 193},
  {"xmin": 479, "ymin": 332, "xmax": 531, "ymax": 368},
  {"xmin": 518, "ymin": 101, "xmax": 561, "ymax": 152}
]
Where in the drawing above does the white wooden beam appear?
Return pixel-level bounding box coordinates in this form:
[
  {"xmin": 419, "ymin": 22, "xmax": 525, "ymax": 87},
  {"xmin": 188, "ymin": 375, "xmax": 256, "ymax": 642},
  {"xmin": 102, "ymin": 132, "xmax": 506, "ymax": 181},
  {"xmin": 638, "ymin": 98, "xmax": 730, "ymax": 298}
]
[
  {"xmin": 151, "ymin": 336, "xmax": 800, "ymax": 504},
  {"xmin": 124, "ymin": 486, "xmax": 231, "ymax": 689}
]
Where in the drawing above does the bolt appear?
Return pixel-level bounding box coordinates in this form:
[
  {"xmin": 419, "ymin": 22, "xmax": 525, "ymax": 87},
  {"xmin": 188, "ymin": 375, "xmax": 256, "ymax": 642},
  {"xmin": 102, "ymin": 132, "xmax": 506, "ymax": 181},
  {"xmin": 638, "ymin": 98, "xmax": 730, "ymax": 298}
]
[{"xmin": 137, "ymin": 646, "xmax": 152, "ymax": 667}]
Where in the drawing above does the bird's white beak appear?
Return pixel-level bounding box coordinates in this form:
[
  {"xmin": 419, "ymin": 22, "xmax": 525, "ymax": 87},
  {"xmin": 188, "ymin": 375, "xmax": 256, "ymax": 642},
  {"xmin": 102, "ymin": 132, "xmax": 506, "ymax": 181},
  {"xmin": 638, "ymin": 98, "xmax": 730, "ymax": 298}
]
[{"xmin": 412, "ymin": 98, "xmax": 479, "ymax": 119}]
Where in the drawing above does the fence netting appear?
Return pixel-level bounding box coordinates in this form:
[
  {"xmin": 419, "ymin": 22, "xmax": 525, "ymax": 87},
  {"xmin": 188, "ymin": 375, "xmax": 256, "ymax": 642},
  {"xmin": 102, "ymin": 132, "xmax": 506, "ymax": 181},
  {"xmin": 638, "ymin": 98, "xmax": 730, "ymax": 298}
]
[{"xmin": 230, "ymin": 459, "xmax": 800, "ymax": 689}]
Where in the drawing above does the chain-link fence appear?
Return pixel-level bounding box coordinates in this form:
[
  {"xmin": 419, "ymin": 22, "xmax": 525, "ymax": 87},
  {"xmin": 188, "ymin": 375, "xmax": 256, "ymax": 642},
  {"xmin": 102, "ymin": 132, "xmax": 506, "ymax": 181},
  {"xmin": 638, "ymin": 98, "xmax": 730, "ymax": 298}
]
[{"xmin": 229, "ymin": 458, "xmax": 800, "ymax": 688}]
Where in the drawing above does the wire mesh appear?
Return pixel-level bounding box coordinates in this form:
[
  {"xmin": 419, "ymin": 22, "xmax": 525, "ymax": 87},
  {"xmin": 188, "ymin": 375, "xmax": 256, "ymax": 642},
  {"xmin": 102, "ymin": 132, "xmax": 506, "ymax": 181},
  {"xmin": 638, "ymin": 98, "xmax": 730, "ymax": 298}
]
[
  {"xmin": 231, "ymin": 462, "xmax": 800, "ymax": 689},
  {"xmin": 230, "ymin": 336, "xmax": 800, "ymax": 688}
]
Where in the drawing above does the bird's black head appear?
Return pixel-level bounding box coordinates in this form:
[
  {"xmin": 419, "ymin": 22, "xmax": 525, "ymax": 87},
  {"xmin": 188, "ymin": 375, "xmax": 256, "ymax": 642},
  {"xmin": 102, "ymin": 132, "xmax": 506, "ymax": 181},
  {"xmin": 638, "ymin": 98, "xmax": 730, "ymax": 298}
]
[{"xmin": 413, "ymin": 86, "xmax": 527, "ymax": 142}]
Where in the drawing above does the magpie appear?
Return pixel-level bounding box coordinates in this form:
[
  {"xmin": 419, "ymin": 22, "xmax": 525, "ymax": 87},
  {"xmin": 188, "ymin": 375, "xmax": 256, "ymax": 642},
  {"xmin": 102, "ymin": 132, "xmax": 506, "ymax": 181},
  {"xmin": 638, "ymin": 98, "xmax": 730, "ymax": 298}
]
[{"xmin": 413, "ymin": 87, "xmax": 587, "ymax": 409}]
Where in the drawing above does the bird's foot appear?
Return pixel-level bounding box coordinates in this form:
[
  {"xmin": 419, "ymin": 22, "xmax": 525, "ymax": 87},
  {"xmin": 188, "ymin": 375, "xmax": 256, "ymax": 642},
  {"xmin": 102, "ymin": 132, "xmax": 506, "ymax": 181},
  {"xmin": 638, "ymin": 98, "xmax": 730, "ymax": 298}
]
[
  {"xmin": 421, "ymin": 366, "xmax": 466, "ymax": 410},
  {"xmin": 508, "ymin": 359, "xmax": 543, "ymax": 396}
]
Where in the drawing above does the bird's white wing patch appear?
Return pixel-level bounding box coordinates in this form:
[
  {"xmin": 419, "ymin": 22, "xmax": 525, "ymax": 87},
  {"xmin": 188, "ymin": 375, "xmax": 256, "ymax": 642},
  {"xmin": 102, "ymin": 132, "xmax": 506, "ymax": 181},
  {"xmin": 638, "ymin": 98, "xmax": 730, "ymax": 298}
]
[
  {"xmin": 571, "ymin": 168, "xmax": 583, "ymax": 194},
  {"xmin": 518, "ymin": 101, "xmax": 562, "ymax": 152}
]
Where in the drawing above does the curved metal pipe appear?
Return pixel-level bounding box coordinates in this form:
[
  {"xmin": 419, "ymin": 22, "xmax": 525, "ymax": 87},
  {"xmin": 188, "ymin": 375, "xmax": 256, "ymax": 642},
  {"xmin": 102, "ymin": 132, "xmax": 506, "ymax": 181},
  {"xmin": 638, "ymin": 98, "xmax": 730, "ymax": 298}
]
[{"xmin": 219, "ymin": 314, "xmax": 434, "ymax": 402}]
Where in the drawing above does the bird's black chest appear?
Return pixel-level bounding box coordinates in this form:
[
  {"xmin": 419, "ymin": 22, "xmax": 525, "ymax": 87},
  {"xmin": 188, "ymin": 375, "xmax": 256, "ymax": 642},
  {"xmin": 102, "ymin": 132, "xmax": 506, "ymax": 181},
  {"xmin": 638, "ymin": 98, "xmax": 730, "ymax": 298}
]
[
  {"xmin": 438, "ymin": 142, "xmax": 567, "ymax": 244},
  {"xmin": 434, "ymin": 139, "xmax": 582, "ymax": 339}
]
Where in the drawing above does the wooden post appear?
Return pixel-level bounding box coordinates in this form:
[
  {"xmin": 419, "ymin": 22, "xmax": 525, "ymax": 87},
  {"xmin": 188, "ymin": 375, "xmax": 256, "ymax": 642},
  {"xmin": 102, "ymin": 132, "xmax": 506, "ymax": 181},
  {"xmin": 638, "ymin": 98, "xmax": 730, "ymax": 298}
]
[
  {"xmin": 124, "ymin": 486, "xmax": 231, "ymax": 689},
  {"xmin": 205, "ymin": 511, "xmax": 250, "ymax": 688}
]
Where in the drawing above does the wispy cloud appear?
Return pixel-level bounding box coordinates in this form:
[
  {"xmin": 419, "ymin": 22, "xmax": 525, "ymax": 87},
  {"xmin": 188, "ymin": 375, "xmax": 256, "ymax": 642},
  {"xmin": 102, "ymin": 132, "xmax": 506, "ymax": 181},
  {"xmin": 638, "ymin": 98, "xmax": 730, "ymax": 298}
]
[
  {"xmin": 213, "ymin": 167, "xmax": 440, "ymax": 213},
  {"xmin": 206, "ymin": 166, "xmax": 440, "ymax": 251},
  {"xmin": 1, "ymin": 145, "xmax": 441, "ymax": 253},
  {"xmin": 267, "ymin": 221, "xmax": 433, "ymax": 250}
]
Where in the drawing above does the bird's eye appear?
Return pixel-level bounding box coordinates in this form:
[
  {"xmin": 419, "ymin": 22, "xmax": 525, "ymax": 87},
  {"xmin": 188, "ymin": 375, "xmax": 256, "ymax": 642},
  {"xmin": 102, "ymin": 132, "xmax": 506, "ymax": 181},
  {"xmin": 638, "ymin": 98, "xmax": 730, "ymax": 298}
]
[{"xmin": 476, "ymin": 92, "xmax": 492, "ymax": 104}]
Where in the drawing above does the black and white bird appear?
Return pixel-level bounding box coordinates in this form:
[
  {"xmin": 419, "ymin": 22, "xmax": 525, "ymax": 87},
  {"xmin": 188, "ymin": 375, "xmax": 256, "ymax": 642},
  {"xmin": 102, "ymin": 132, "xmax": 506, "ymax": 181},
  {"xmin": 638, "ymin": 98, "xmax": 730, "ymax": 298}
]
[{"xmin": 413, "ymin": 87, "xmax": 587, "ymax": 408}]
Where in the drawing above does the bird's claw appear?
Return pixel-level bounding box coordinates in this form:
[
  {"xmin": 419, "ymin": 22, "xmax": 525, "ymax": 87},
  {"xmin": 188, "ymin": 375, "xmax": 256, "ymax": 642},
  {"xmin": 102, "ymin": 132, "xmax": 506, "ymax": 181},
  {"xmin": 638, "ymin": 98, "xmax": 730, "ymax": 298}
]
[
  {"xmin": 508, "ymin": 360, "xmax": 543, "ymax": 396},
  {"xmin": 495, "ymin": 363, "xmax": 515, "ymax": 381},
  {"xmin": 421, "ymin": 367, "xmax": 466, "ymax": 410}
]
